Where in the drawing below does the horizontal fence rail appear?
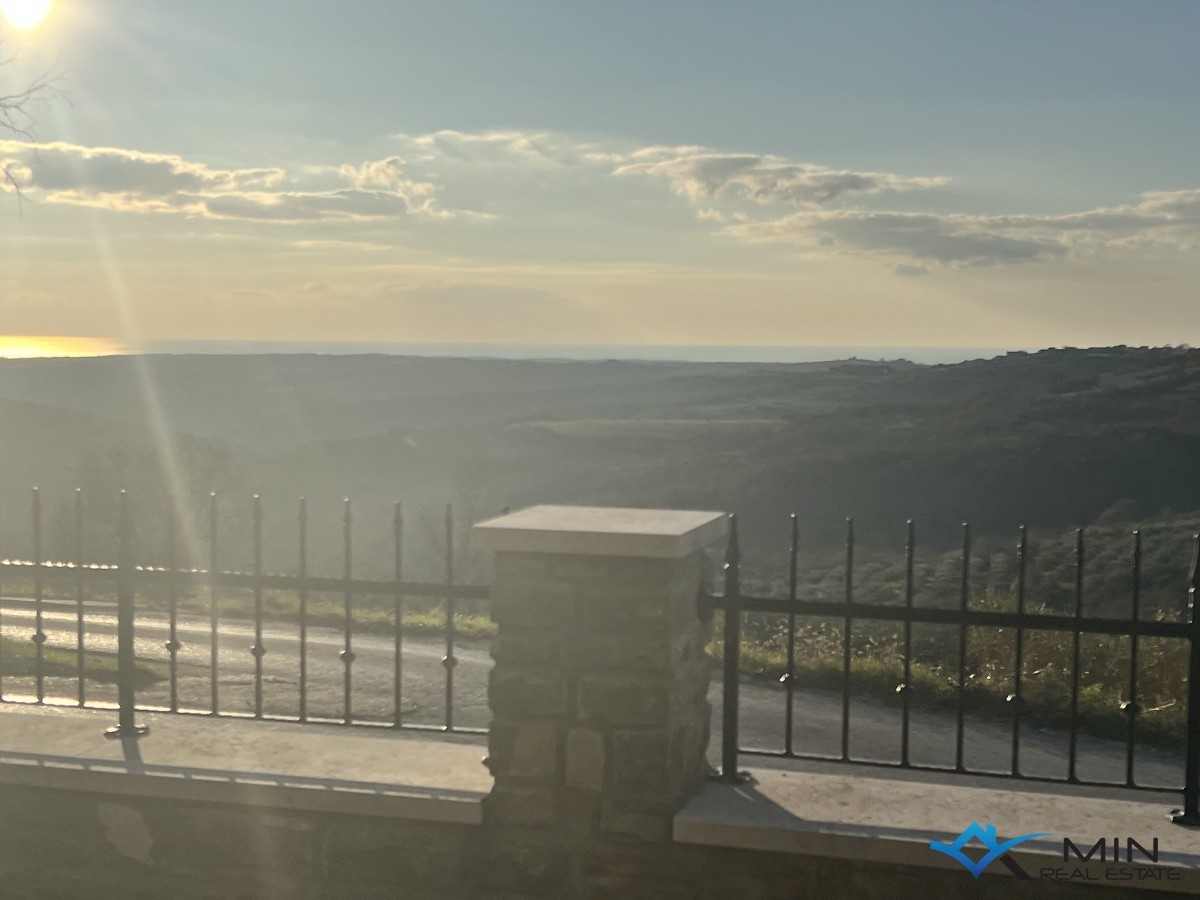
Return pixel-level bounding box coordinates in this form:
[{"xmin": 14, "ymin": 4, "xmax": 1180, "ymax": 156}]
[
  {"xmin": 702, "ymin": 514, "xmax": 1200, "ymax": 825},
  {"xmin": 0, "ymin": 488, "xmax": 490, "ymax": 737}
]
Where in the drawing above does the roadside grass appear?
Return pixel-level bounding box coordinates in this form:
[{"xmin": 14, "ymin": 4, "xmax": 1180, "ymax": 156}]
[
  {"xmin": 717, "ymin": 590, "xmax": 1188, "ymax": 752},
  {"xmin": 0, "ymin": 635, "xmax": 166, "ymax": 688},
  {"xmin": 6, "ymin": 576, "xmax": 1188, "ymax": 750},
  {"xmin": 0, "ymin": 575, "xmax": 497, "ymax": 641}
]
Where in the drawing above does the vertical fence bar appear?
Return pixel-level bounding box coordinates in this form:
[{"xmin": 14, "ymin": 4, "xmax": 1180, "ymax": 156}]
[
  {"xmin": 900, "ymin": 520, "xmax": 915, "ymax": 767},
  {"xmin": 165, "ymin": 504, "xmax": 179, "ymax": 712},
  {"xmin": 251, "ymin": 494, "xmax": 265, "ymax": 719},
  {"xmin": 298, "ymin": 498, "xmax": 309, "ymax": 723},
  {"xmin": 1067, "ymin": 528, "xmax": 1084, "ymax": 783},
  {"xmin": 393, "ymin": 501, "xmax": 405, "ymax": 728},
  {"xmin": 32, "ymin": 487, "xmax": 45, "ymax": 702},
  {"xmin": 75, "ymin": 488, "xmax": 86, "ymax": 706},
  {"xmin": 1124, "ymin": 529, "xmax": 1142, "ymax": 787},
  {"xmin": 209, "ymin": 492, "xmax": 220, "ymax": 715},
  {"xmin": 106, "ymin": 490, "xmax": 147, "ymax": 738},
  {"xmin": 841, "ymin": 518, "xmax": 854, "ymax": 761},
  {"xmin": 0, "ymin": 499, "xmax": 5, "ymax": 699},
  {"xmin": 955, "ymin": 522, "xmax": 970, "ymax": 773},
  {"xmin": 1010, "ymin": 525, "xmax": 1028, "ymax": 776},
  {"xmin": 720, "ymin": 514, "xmax": 744, "ymax": 780},
  {"xmin": 1172, "ymin": 534, "xmax": 1200, "ymax": 825},
  {"xmin": 782, "ymin": 513, "xmax": 799, "ymax": 756},
  {"xmin": 443, "ymin": 504, "xmax": 458, "ymax": 732},
  {"xmin": 340, "ymin": 498, "xmax": 355, "ymax": 725}
]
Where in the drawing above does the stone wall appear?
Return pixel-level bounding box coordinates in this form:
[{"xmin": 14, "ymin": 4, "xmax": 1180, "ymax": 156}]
[
  {"xmin": 0, "ymin": 781, "xmax": 1174, "ymax": 899},
  {"xmin": 0, "ymin": 783, "xmax": 475, "ymax": 900},
  {"xmin": 485, "ymin": 550, "xmax": 712, "ymax": 844}
]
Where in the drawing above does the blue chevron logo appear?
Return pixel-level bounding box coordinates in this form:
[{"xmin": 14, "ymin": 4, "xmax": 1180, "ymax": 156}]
[{"xmin": 930, "ymin": 822, "xmax": 1050, "ymax": 879}]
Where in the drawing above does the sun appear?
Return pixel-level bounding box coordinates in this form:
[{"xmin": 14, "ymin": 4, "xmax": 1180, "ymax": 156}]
[{"xmin": 0, "ymin": 0, "xmax": 51, "ymax": 30}]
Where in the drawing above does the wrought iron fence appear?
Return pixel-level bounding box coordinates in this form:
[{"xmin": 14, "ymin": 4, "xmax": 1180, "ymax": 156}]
[
  {"xmin": 702, "ymin": 514, "xmax": 1200, "ymax": 825},
  {"xmin": 0, "ymin": 488, "xmax": 490, "ymax": 736}
]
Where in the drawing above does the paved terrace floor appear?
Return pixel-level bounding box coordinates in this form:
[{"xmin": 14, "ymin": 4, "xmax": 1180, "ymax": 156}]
[
  {"xmin": 678, "ymin": 762, "xmax": 1200, "ymax": 894},
  {"xmin": 0, "ymin": 703, "xmax": 490, "ymax": 824}
]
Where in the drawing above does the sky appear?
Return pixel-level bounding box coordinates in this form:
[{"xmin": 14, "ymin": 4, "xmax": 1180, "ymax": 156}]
[{"xmin": 2, "ymin": 1, "xmax": 1199, "ymax": 350}]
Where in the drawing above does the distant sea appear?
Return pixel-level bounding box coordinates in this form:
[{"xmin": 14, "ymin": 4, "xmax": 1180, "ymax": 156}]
[
  {"xmin": 0, "ymin": 337, "xmax": 1035, "ymax": 365},
  {"xmin": 143, "ymin": 342, "xmax": 1028, "ymax": 365}
]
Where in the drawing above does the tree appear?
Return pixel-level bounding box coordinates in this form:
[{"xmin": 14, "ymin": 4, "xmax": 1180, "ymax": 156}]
[
  {"xmin": 0, "ymin": 35, "xmax": 65, "ymax": 203},
  {"xmin": 48, "ymin": 437, "xmax": 244, "ymax": 568}
]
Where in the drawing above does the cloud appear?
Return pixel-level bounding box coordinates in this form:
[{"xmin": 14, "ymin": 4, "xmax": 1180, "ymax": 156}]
[
  {"xmin": 756, "ymin": 210, "xmax": 1066, "ymax": 266},
  {"xmin": 398, "ymin": 129, "xmax": 583, "ymax": 166},
  {"xmin": 721, "ymin": 189, "xmax": 1200, "ymax": 268},
  {"xmin": 292, "ymin": 239, "xmax": 392, "ymax": 252},
  {"xmin": 0, "ymin": 140, "xmax": 453, "ymax": 222},
  {"xmin": 610, "ymin": 146, "xmax": 948, "ymax": 207},
  {"xmin": 200, "ymin": 187, "xmax": 444, "ymax": 222},
  {"xmin": 6, "ymin": 130, "xmax": 1200, "ymax": 272},
  {"xmin": 0, "ymin": 140, "xmax": 284, "ymax": 195}
]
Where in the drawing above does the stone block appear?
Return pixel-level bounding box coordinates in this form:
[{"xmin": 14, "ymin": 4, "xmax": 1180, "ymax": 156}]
[
  {"xmin": 577, "ymin": 675, "xmax": 669, "ymax": 726},
  {"xmin": 488, "ymin": 721, "xmax": 559, "ymax": 779},
  {"xmin": 564, "ymin": 727, "xmax": 606, "ymax": 791},
  {"xmin": 485, "ymin": 787, "xmax": 558, "ymax": 826},
  {"xmin": 489, "ymin": 668, "xmax": 570, "ymax": 719},
  {"xmin": 491, "ymin": 630, "xmax": 564, "ymax": 667},
  {"xmin": 491, "ymin": 592, "xmax": 575, "ymax": 627},
  {"xmin": 561, "ymin": 788, "xmax": 602, "ymax": 837},
  {"xmin": 492, "ymin": 551, "xmax": 554, "ymax": 582},
  {"xmin": 611, "ymin": 729, "xmax": 670, "ymax": 798},
  {"xmin": 562, "ymin": 631, "xmax": 671, "ymax": 674}
]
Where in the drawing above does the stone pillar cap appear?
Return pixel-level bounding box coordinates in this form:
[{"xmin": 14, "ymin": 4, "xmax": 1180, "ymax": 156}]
[{"xmin": 472, "ymin": 505, "xmax": 729, "ymax": 559}]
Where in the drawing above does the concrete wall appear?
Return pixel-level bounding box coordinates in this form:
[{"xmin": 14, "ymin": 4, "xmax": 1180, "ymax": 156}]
[{"xmin": 1, "ymin": 781, "xmax": 1158, "ymax": 900}]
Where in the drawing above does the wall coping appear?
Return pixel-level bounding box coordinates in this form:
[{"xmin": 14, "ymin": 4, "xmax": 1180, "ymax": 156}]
[
  {"xmin": 472, "ymin": 504, "xmax": 728, "ymax": 558},
  {"xmin": 0, "ymin": 703, "xmax": 489, "ymax": 825},
  {"xmin": 675, "ymin": 764, "xmax": 1200, "ymax": 892}
]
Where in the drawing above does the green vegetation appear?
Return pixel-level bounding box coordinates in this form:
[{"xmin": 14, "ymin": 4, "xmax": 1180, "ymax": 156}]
[
  {"xmin": 0, "ymin": 635, "xmax": 166, "ymax": 687},
  {"xmin": 1, "ymin": 575, "xmax": 497, "ymax": 642},
  {"xmin": 721, "ymin": 584, "xmax": 1188, "ymax": 751}
]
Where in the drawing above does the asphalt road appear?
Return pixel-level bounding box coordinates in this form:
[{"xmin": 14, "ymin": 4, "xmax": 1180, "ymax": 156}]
[{"xmin": 0, "ymin": 598, "xmax": 1185, "ymax": 791}]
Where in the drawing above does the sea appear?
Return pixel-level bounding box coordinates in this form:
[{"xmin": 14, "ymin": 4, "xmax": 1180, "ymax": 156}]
[{"xmin": 0, "ymin": 338, "xmax": 1034, "ymax": 365}]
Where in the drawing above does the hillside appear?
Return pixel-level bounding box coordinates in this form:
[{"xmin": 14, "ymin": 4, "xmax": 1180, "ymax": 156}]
[{"xmin": 1, "ymin": 347, "xmax": 1197, "ymax": 573}]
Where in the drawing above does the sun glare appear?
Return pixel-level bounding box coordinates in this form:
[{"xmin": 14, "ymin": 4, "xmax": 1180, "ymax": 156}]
[
  {"xmin": 0, "ymin": 0, "xmax": 51, "ymax": 30},
  {"xmin": 0, "ymin": 336, "xmax": 122, "ymax": 359}
]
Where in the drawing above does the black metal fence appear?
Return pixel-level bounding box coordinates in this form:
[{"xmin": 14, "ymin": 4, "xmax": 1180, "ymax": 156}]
[
  {"xmin": 703, "ymin": 514, "xmax": 1200, "ymax": 824},
  {"xmin": 0, "ymin": 488, "xmax": 490, "ymax": 736}
]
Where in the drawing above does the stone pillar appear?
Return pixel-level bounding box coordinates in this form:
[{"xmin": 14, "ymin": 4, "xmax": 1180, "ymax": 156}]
[{"xmin": 473, "ymin": 505, "xmax": 726, "ymax": 849}]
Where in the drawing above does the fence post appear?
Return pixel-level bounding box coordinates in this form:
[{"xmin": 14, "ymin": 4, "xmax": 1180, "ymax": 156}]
[
  {"xmin": 106, "ymin": 490, "xmax": 148, "ymax": 739},
  {"xmin": 1172, "ymin": 533, "xmax": 1200, "ymax": 824},
  {"xmin": 719, "ymin": 515, "xmax": 749, "ymax": 783},
  {"xmin": 473, "ymin": 504, "xmax": 726, "ymax": 858}
]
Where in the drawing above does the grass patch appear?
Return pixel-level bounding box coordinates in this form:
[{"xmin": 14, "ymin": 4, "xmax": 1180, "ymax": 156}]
[
  {"xmin": 0, "ymin": 635, "xmax": 166, "ymax": 688},
  {"xmin": 173, "ymin": 591, "xmax": 498, "ymax": 641},
  {"xmin": 713, "ymin": 601, "xmax": 1188, "ymax": 752}
]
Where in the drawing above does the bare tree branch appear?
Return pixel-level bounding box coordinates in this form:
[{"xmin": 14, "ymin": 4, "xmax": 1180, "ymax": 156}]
[{"xmin": 0, "ymin": 38, "xmax": 68, "ymax": 210}]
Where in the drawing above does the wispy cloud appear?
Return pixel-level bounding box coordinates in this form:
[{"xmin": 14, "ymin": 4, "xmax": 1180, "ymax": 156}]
[
  {"xmin": 610, "ymin": 146, "xmax": 948, "ymax": 207},
  {"xmin": 0, "ymin": 140, "xmax": 455, "ymax": 222},
  {"xmin": 723, "ymin": 190, "xmax": 1200, "ymax": 267},
  {"xmin": 6, "ymin": 132, "xmax": 1200, "ymax": 271}
]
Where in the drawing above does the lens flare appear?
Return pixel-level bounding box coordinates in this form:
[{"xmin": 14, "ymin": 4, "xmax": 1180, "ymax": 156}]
[{"xmin": 1, "ymin": 0, "xmax": 51, "ymax": 30}]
